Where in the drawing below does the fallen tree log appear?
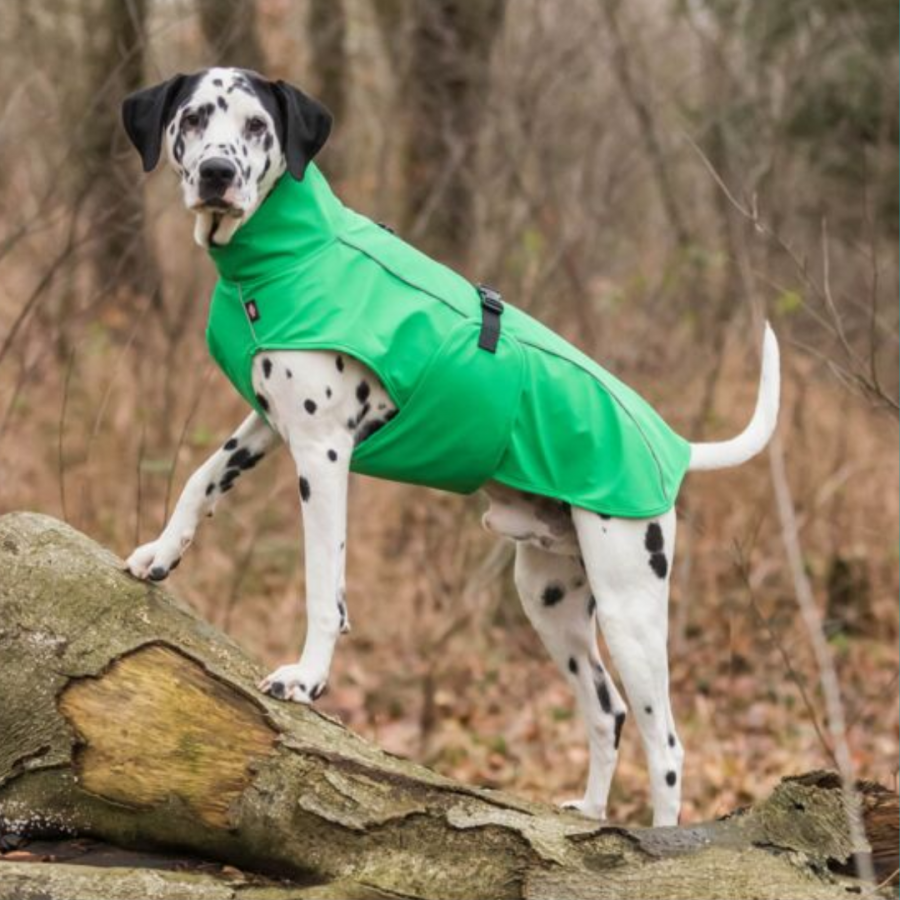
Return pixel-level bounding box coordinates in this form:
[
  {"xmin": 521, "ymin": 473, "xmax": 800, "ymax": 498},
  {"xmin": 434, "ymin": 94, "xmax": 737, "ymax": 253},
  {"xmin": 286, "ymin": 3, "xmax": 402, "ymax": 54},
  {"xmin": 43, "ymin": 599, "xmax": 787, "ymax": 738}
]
[{"xmin": 0, "ymin": 512, "xmax": 892, "ymax": 900}]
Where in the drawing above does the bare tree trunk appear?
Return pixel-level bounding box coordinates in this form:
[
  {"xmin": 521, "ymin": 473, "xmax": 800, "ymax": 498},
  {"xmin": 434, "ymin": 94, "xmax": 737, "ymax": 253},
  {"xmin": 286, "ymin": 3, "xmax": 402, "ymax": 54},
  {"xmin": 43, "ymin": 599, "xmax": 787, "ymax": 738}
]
[
  {"xmin": 374, "ymin": 0, "xmax": 507, "ymax": 262},
  {"xmin": 0, "ymin": 512, "xmax": 889, "ymax": 900},
  {"xmin": 198, "ymin": 0, "xmax": 266, "ymax": 71},
  {"xmin": 79, "ymin": 0, "xmax": 161, "ymax": 309},
  {"xmin": 308, "ymin": 0, "xmax": 348, "ymax": 183},
  {"xmin": 597, "ymin": 0, "xmax": 690, "ymax": 247}
]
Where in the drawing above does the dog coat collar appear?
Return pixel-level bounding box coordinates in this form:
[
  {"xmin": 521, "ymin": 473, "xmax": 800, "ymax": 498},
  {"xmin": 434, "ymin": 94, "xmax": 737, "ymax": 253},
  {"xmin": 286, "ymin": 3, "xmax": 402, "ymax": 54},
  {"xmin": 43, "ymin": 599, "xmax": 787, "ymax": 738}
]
[{"xmin": 206, "ymin": 165, "xmax": 691, "ymax": 517}]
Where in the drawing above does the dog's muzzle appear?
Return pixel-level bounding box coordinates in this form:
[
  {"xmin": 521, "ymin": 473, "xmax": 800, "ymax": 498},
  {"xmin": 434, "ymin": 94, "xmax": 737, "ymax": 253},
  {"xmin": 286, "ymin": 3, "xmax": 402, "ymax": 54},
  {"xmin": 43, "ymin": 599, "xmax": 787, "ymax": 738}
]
[{"xmin": 198, "ymin": 157, "xmax": 238, "ymax": 207}]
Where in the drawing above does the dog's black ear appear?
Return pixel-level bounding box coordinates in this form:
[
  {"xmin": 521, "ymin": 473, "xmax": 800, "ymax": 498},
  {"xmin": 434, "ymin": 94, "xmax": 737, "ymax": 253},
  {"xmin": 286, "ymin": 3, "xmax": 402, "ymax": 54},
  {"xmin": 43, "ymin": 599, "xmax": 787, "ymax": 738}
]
[
  {"xmin": 271, "ymin": 81, "xmax": 333, "ymax": 180},
  {"xmin": 122, "ymin": 74, "xmax": 191, "ymax": 172}
]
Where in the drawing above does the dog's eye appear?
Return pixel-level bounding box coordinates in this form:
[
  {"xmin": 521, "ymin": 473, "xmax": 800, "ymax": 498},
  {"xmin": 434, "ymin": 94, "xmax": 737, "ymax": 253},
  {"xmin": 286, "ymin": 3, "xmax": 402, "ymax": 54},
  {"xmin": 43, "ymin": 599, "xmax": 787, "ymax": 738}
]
[
  {"xmin": 181, "ymin": 112, "xmax": 201, "ymax": 130},
  {"xmin": 246, "ymin": 117, "xmax": 267, "ymax": 136}
]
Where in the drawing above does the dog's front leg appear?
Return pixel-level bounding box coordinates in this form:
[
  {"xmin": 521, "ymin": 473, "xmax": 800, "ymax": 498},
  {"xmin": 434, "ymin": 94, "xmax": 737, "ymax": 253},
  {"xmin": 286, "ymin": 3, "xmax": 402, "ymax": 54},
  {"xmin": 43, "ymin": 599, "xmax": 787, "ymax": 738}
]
[
  {"xmin": 126, "ymin": 411, "xmax": 276, "ymax": 580},
  {"xmin": 259, "ymin": 433, "xmax": 352, "ymax": 703}
]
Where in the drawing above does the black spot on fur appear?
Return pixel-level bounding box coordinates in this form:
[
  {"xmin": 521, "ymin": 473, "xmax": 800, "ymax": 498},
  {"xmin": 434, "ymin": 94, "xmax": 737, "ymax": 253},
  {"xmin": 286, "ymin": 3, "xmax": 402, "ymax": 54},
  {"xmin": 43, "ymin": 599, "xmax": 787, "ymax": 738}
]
[
  {"xmin": 220, "ymin": 468, "xmax": 241, "ymax": 489},
  {"xmin": 666, "ymin": 770, "xmax": 677, "ymax": 787},
  {"xmin": 596, "ymin": 678, "xmax": 612, "ymax": 715},
  {"xmin": 255, "ymin": 392, "xmax": 269, "ymax": 412},
  {"xmin": 228, "ymin": 448, "xmax": 251, "ymax": 469},
  {"xmin": 541, "ymin": 583, "xmax": 565, "ymax": 606},
  {"xmin": 356, "ymin": 380, "xmax": 370, "ymax": 403},
  {"xmin": 217, "ymin": 96, "xmax": 228, "ymax": 112},
  {"xmin": 286, "ymin": 369, "xmax": 292, "ymax": 378},
  {"xmin": 614, "ymin": 712, "xmax": 626, "ymax": 749},
  {"xmin": 568, "ymin": 657, "xmax": 578, "ymax": 675},
  {"xmin": 587, "ymin": 594, "xmax": 597, "ymax": 617},
  {"xmin": 645, "ymin": 522, "xmax": 664, "ymax": 553},
  {"xmin": 649, "ymin": 553, "xmax": 668, "ymax": 579},
  {"xmin": 263, "ymin": 132, "xmax": 273, "ymax": 152},
  {"xmin": 299, "ymin": 477, "xmax": 311, "ymax": 502},
  {"xmin": 228, "ymin": 448, "xmax": 265, "ymax": 471},
  {"xmin": 327, "ymin": 449, "xmax": 338, "ymax": 462},
  {"xmin": 213, "ymin": 78, "xmax": 223, "ymax": 87},
  {"xmin": 326, "ymin": 387, "xmax": 332, "ymax": 398},
  {"xmin": 668, "ymin": 733, "xmax": 676, "ymax": 748},
  {"xmin": 336, "ymin": 355, "xmax": 344, "ymax": 372},
  {"xmin": 598, "ymin": 512, "xmax": 611, "ymax": 520},
  {"xmin": 262, "ymin": 357, "xmax": 272, "ymax": 378},
  {"xmin": 644, "ymin": 705, "xmax": 653, "ymax": 715},
  {"xmin": 206, "ymin": 482, "xmax": 215, "ymax": 496},
  {"xmin": 224, "ymin": 438, "xmax": 238, "ymax": 451},
  {"xmin": 304, "ymin": 399, "xmax": 317, "ymax": 414}
]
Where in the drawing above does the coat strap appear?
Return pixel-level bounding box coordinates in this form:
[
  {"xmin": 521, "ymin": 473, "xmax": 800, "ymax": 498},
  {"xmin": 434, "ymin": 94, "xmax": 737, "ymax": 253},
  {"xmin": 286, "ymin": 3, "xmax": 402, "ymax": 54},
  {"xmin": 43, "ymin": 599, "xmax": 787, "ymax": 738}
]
[{"xmin": 476, "ymin": 284, "xmax": 504, "ymax": 353}]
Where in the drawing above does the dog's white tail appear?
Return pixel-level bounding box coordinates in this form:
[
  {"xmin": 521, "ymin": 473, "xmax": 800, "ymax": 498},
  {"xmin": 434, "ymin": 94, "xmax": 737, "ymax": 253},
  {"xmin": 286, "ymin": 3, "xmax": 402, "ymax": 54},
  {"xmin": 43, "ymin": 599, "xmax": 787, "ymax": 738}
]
[{"xmin": 688, "ymin": 322, "xmax": 780, "ymax": 472}]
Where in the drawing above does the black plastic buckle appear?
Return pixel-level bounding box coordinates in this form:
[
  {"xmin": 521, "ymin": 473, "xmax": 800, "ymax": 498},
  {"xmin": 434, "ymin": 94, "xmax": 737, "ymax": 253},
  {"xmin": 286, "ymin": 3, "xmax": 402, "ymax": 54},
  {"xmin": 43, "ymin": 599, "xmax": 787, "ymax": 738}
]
[{"xmin": 477, "ymin": 284, "xmax": 504, "ymax": 353}]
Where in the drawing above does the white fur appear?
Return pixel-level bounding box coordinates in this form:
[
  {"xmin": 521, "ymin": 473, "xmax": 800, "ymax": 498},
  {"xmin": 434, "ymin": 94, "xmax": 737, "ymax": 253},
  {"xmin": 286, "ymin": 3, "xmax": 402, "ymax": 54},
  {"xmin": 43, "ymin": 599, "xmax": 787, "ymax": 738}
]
[
  {"xmin": 126, "ymin": 67, "xmax": 781, "ymax": 828},
  {"xmin": 689, "ymin": 323, "xmax": 780, "ymax": 471}
]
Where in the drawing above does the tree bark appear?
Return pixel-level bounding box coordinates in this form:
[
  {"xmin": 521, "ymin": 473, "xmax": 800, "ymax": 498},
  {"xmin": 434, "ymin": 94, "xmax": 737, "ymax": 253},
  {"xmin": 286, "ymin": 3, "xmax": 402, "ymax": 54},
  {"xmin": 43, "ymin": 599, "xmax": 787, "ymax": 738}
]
[
  {"xmin": 597, "ymin": 0, "xmax": 690, "ymax": 248},
  {"xmin": 374, "ymin": 0, "xmax": 507, "ymax": 262},
  {"xmin": 0, "ymin": 513, "xmax": 890, "ymax": 900},
  {"xmin": 78, "ymin": 0, "xmax": 161, "ymax": 309},
  {"xmin": 307, "ymin": 0, "xmax": 348, "ymax": 184},
  {"xmin": 198, "ymin": 0, "xmax": 266, "ymax": 71}
]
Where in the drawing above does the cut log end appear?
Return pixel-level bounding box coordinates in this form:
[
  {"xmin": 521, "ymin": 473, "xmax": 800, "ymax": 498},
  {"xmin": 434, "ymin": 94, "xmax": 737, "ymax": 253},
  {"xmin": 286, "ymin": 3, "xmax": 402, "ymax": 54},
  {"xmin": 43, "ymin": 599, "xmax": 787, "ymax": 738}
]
[{"xmin": 59, "ymin": 643, "xmax": 277, "ymax": 828}]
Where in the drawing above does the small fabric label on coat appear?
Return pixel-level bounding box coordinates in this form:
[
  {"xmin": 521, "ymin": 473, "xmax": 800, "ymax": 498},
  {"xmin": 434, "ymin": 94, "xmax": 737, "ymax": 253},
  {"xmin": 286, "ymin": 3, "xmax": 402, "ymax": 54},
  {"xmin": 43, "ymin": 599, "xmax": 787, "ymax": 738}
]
[{"xmin": 245, "ymin": 299, "xmax": 260, "ymax": 322}]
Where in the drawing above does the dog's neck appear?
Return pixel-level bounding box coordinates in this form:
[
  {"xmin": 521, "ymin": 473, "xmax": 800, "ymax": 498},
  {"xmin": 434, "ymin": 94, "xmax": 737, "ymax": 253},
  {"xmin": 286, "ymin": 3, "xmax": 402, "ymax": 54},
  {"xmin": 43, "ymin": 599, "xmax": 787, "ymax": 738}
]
[
  {"xmin": 205, "ymin": 164, "xmax": 347, "ymax": 284},
  {"xmin": 195, "ymin": 211, "xmax": 244, "ymax": 248}
]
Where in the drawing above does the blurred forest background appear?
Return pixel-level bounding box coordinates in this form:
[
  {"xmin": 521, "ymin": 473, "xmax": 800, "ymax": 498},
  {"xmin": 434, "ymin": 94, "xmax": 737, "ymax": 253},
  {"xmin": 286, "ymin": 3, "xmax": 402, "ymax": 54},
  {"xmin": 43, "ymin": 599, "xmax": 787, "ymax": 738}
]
[{"xmin": 0, "ymin": 0, "xmax": 897, "ymax": 824}]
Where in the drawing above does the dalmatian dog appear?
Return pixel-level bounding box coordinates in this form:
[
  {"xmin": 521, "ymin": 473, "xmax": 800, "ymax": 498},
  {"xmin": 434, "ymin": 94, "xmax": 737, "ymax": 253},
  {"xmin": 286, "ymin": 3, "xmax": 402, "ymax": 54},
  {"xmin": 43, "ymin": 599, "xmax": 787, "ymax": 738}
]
[{"xmin": 122, "ymin": 67, "xmax": 780, "ymax": 827}]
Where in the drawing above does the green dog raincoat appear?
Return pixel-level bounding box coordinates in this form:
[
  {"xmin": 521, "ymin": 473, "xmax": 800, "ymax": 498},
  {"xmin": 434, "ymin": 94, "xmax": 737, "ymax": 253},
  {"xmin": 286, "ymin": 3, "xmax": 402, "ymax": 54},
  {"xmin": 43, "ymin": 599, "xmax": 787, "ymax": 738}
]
[{"xmin": 206, "ymin": 165, "xmax": 691, "ymax": 518}]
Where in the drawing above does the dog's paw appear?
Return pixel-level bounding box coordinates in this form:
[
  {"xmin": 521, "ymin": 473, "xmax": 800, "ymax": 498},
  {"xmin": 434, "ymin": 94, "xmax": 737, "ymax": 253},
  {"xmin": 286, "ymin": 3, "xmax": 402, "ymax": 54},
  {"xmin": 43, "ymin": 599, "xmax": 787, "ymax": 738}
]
[
  {"xmin": 560, "ymin": 798, "xmax": 606, "ymax": 820},
  {"xmin": 125, "ymin": 538, "xmax": 185, "ymax": 581},
  {"xmin": 258, "ymin": 664, "xmax": 328, "ymax": 704}
]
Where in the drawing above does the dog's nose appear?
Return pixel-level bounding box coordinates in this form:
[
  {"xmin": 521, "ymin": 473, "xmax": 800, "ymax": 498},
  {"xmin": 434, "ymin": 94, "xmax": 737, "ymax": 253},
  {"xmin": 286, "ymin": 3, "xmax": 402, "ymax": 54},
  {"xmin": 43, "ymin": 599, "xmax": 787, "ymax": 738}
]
[{"xmin": 198, "ymin": 157, "xmax": 237, "ymax": 193}]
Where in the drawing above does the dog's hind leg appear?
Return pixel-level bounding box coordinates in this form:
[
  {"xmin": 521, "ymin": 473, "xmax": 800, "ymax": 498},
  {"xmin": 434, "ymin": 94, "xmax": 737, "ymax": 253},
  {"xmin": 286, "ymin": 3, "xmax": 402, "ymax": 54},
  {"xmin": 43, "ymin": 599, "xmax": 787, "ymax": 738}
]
[
  {"xmin": 572, "ymin": 507, "xmax": 683, "ymax": 827},
  {"xmin": 514, "ymin": 542, "xmax": 627, "ymax": 820}
]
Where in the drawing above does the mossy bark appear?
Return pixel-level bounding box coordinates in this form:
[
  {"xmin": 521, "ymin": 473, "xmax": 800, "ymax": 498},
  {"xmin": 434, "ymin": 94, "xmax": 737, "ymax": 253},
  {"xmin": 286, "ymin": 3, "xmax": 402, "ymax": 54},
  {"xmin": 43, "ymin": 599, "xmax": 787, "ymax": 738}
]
[{"xmin": 0, "ymin": 513, "xmax": 887, "ymax": 900}]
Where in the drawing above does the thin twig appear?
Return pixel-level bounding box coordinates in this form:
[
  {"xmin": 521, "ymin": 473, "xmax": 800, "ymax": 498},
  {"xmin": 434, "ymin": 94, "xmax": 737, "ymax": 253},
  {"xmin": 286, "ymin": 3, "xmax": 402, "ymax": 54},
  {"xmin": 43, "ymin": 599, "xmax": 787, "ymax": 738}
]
[
  {"xmin": 733, "ymin": 542, "xmax": 837, "ymax": 767},
  {"xmin": 58, "ymin": 349, "xmax": 76, "ymax": 524},
  {"xmin": 683, "ymin": 130, "xmax": 898, "ymax": 416},
  {"xmin": 134, "ymin": 421, "xmax": 147, "ymax": 550},
  {"xmin": 163, "ymin": 363, "xmax": 214, "ymax": 525}
]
